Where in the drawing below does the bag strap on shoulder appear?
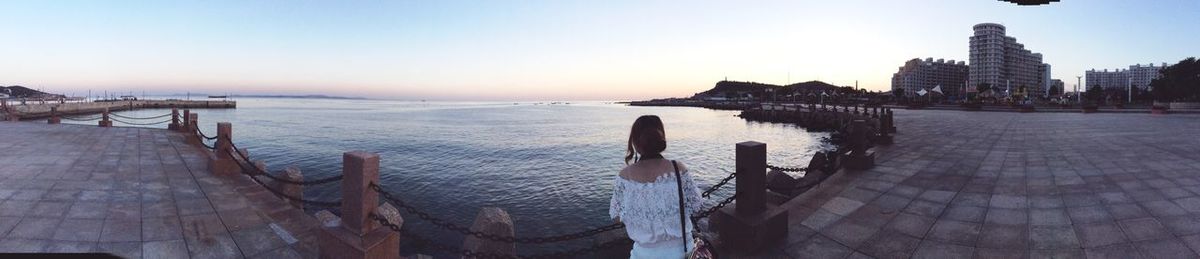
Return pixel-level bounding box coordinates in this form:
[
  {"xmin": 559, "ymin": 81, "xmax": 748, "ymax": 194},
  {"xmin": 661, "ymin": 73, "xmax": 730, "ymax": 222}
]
[{"xmin": 672, "ymin": 160, "xmax": 688, "ymax": 254}]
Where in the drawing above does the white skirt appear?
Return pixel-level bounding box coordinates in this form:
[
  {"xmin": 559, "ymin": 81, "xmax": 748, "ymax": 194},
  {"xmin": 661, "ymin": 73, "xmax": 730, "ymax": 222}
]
[{"xmin": 629, "ymin": 235, "xmax": 693, "ymax": 259}]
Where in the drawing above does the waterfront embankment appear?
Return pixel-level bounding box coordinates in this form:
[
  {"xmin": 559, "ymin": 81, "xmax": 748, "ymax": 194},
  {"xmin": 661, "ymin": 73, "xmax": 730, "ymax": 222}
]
[{"xmin": 2, "ymin": 99, "xmax": 236, "ymax": 120}]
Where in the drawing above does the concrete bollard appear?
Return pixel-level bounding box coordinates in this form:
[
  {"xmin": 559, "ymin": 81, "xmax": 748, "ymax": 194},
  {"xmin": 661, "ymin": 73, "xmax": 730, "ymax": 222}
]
[
  {"xmin": 843, "ymin": 120, "xmax": 876, "ymax": 170},
  {"xmin": 886, "ymin": 108, "xmax": 897, "ymax": 133},
  {"xmin": 318, "ymin": 151, "xmax": 400, "ymax": 259},
  {"xmin": 462, "ymin": 207, "xmax": 516, "ymax": 258},
  {"xmin": 168, "ymin": 108, "xmax": 180, "ymax": 130},
  {"xmin": 99, "ymin": 108, "xmax": 112, "ymax": 127},
  {"xmin": 209, "ymin": 122, "xmax": 239, "ymax": 175},
  {"xmin": 180, "ymin": 109, "xmax": 191, "ymax": 133},
  {"xmin": 714, "ymin": 141, "xmax": 787, "ymax": 252},
  {"xmin": 185, "ymin": 114, "xmax": 200, "ymax": 145},
  {"xmin": 282, "ymin": 167, "xmax": 304, "ymax": 210},
  {"xmin": 47, "ymin": 106, "xmax": 60, "ymax": 124}
]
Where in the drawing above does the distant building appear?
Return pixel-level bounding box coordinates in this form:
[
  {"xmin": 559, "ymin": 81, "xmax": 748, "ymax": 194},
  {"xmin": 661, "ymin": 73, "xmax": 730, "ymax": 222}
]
[
  {"xmin": 968, "ymin": 23, "xmax": 1051, "ymax": 97},
  {"xmin": 1050, "ymin": 79, "xmax": 1064, "ymax": 95},
  {"xmin": 891, "ymin": 58, "xmax": 969, "ymax": 97},
  {"xmin": 1085, "ymin": 63, "xmax": 1166, "ymax": 90}
]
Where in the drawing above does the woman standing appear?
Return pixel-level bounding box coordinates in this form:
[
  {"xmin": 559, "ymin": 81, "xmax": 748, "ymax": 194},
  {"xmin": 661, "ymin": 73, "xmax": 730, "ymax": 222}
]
[{"xmin": 609, "ymin": 115, "xmax": 705, "ymax": 258}]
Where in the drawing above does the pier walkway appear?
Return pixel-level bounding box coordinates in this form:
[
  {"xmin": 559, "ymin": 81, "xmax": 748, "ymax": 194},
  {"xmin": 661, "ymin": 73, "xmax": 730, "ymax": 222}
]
[
  {"xmin": 0, "ymin": 122, "xmax": 317, "ymax": 258},
  {"xmin": 763, "ymin": 110, "xmax": 1200, "ymax": 258}
]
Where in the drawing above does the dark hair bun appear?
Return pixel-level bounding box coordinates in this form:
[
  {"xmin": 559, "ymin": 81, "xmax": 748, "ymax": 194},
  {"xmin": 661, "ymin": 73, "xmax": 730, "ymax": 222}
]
[{"xmin": 635, "ymin": 129, "xmax": 666, "ymax": 155}]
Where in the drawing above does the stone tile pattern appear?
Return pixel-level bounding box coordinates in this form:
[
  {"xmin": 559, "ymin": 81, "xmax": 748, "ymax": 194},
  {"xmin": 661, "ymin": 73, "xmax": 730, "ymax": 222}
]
[
  {"xmin": 0, "ymin": 122, "xmax": 319, "ymax": 258},
  {"xmin": 740, "ymin": 110, "xmax": 1200, "ymax": 258}
]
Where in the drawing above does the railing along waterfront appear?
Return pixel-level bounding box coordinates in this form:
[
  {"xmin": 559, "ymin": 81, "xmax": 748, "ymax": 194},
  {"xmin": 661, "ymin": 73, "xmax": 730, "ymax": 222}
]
[{"xmin": 173, "ymin": 117, "xmax": 890, "ymax": 258}]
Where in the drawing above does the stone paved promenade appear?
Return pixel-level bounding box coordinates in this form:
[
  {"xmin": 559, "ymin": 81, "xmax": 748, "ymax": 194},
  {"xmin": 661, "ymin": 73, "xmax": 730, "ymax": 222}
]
[
  {"xmin": 763, "ymin": 110, "xmax": 1200, "ymax": 258},
  {"xmin": 0, "ymin": 122, "xmax": 318, "ymax": 258}
]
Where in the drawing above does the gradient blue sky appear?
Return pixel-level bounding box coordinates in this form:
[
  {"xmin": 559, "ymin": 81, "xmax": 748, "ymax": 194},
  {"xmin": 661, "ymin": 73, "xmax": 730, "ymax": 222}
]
[{"xmin": 1, "ymin": 0, "xmax": 1196, "ymax": 100}]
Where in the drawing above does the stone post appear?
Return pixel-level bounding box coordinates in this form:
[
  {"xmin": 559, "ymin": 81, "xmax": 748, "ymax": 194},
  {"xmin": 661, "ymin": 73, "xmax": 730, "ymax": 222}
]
[
  {"xmin": 714, "ymin": 141, "xmax": 787, "ymax": 252},
  {"xmin": 886, "ymin": 108, "xmax": 897, "ymax": 133},
  {"xmin": 282, "ymin": 167, "xmax": 304, "ymax": 209},
  {"xmin": 47, "ymin": 106, "xmax": 60, "ymax": 124},
  {"xmin": 168, "ymin": 108, "xmax": 180, "ymax": 130},
  {"xmin": 99, "ymin": 108, "xmax": 112, "ymax": 127},
  {"xmin": 181, "ymin": 109, "xmax": 191, "ymax": 133},
  {"xmin": 843, "ymin": 120, "xmax": 876, "ymax": 170},
  {"xmin": 318, "ymin": 151, "xmax": 400, "ymax": 259},
  {"xmin": 462, "ymin": 207, "xmax": 516, "ymax": 258},
  {"xmin": 209, "ymin": 122, "xmax": 239, "ymax": 175},
  {"xmin": 185, "ymin": 114, "xmax": 200, "ymax": 145}
]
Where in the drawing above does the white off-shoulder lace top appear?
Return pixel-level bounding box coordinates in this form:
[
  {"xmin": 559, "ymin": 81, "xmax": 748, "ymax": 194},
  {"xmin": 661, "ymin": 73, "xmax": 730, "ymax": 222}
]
[{"xmin": 609, "ymin": 167, "xmax": 705, "ymax": 247}]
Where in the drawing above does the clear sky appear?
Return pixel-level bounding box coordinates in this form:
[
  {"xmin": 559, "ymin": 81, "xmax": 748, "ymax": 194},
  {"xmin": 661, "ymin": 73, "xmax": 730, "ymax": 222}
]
[{"xmin": 1, "ymin": 0, "xmax": 1196, "ymax": 101}]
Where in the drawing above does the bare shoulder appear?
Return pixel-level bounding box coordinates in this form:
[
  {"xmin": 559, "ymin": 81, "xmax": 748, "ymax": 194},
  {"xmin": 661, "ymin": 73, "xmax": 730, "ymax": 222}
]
[
  {"xmin": 618, "ymin": 165, "xmax": 634, "ymax": 179},
  {"xmin": 673, "ymin": 160, "xmax": 690, "ymax": 173}
]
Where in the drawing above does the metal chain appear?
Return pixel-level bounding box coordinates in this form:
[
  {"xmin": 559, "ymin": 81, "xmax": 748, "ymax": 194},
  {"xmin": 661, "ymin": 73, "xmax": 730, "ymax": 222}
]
[
  {"xmin": 767, "ymin": 165, "xmax": 807, "ymax": 173},
  {"xmin": 109, "ymin": 112, "xmax": 172, "ymax": 120},
  {"xmin": 61, "ymin": 115, "xmax": 102, "ymax": 121},
  {"xmin": 227, "ymin": 149, "xmax": 342, "ymax": 208},
  {"xmin": 692, "ymin": 194, "xmax": 737, "ymax": 221},
  {"xmin": 196, "ymin": 127, "xmax": 218, "ymax": 141},
  {"xmin": 371, "ymin": 183, "xmax": 624, "ymax": 244},
  {"xmin": 110, "ymin": 117, "xmax": 172, "ymax": 126},
  {"xmin": 701, "ymin": 172, "xmax": 736, "ymax": 198},
  {"xmin": 371, "ymin": 213, "xmax": 632, "ymax": 259},
  {"xmin": 226, "ymin": 141, "xmax": 345, "ymax": 186}
]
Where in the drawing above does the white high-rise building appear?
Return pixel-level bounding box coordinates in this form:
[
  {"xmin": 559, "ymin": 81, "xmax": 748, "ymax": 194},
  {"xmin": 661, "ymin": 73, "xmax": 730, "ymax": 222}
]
[
  {"xmin": 891, "ymin": 58, "xmax": 969, "ymax": 97},
  {"xmin": 1085, "ymin": 63, "xmax": 1167, "ymax": 90},
  {"xmin": 968, "ymin": 23, "xmax": 1051, "ymax": 97}
]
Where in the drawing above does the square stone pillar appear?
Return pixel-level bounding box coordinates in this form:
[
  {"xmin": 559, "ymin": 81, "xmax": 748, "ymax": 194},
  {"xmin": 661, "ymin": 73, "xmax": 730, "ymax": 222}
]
[
  {"xmin": 714, "ymin": 141, "xmax": 787, "ymax": 252},
  {"xmin": 168, "ymin": 108, "xmax": 180, "ymax": 130},
  {"xmin": 843, "ymin": 120, "xmax": 876, "ymax": 170},
  {"xmin": 47, "ymin": 107, "xmax": 60, "ymax": 124},
  {"xmin": 98, "ymin": 108, "xmax": 112, "ymax": 127},
  {"xmin": 180, "ymin": 110, "xmax": 191, "ymax": 132},
  {"xmin": 318, "ymin": 151, "xmax": 399, "ymax": 259},
  {"xmin": 209, "ymin": 122, "xmax": 239, "ymax": 175}
]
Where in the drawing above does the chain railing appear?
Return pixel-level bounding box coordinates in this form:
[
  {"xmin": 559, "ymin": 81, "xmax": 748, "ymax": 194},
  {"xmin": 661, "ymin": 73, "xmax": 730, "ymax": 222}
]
[
  {"xmin": 109, "ymin": 112, "xmax": 172, "ymax": 120},
  {"xmin": 111, "ymin": 117, "xmax": 172, "ymax": 126},
  {"xmin": 60, "ymin": 115, "xmax": 102, "ymax": 121},
  {"xmin": 767, "ymin": 164, "xmax": 807, "ymax": 173},
  {"xmin": 225, "ymin": 146, "xmax": 342, "ymax": 208},
  {"xmin": 371, "ymin": 213, "xmax": 633, "ymax": 259},
  {"xmin": 701, "ymin": 172, "xmax": 736, "ymax": 198},
  {"xmin": 227, "ymin": 141, "xmax": 345, "ymax": 186},
  {"xmin": 371, "ymin": 183, "xmax": 625, "ymax": 244}
]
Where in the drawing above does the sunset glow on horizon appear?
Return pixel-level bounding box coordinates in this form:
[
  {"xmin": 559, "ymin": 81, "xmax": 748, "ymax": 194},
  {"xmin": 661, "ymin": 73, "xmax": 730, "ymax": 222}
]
[{"xmin": 1, "ymin": 0, "xmax": 1196, "ymax": 101}]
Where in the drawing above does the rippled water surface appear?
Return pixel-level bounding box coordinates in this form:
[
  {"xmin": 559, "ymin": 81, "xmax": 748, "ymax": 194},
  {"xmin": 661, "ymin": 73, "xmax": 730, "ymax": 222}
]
[{"xmin": 80, "ymin": 98, "xmax": 830, "ymax": 255}]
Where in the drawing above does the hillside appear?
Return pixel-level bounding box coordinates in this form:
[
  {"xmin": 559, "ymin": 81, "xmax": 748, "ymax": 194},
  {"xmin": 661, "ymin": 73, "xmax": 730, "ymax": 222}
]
[
  {"xmin": 1, "ymin": 86, "xmax": 57, "ymax": 98},
  {"xmin": 693, "ymin": 80, "xmax": 852, "ymax": 98}
]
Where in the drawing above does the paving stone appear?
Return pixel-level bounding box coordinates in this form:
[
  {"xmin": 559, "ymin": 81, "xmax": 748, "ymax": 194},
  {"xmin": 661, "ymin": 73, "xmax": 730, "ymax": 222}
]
[
  {"xmin": 1030, "ymin": 208, "xmax": 1071, "ymax": 226},
  {"xmin": 96, "ymin": 241, "xmax": 142, "ymax": 259},
  {"xmin": 823, "ymin": 196, "xmax": 866, "ymax": 216},
  {"xmin": 886, "ymin": 212, "xmax": 934, "ymax": 238},
  {"xmin": 917, "ymin": 190, "xmax": 956, "ymax": 203},
  {"xmin": 1119, "ymin": 218, "xmax": 1171, "ymax": 242},
  {"xmin": 1105, "ymin": 203, "xmax": 1150, "ymax": 220},
  {"xmin": 861, "ymin": 230, "xmax": 921, "ymax": 259},
  {"xmin": 1028, "ymin": 195, "xmax": 1064, "ymax": 209},
  {"xmin": 1028, "ymin": 248, "xmax": 1084, "ymax": 259},
  {"xmin": 0, "ymin": 238, "xmax": 47, "ymax": 252},
  {"xmin": 1066, "ymin": 206, "xmax": 1112, "ymax": 224},
  {"xmin": 100, "ymin": 218, "xmax": 142, "ymax": 242},
  {"xmin": 985, "ymin": 208, "xmax": 1028, "ymax": 225},
  {"xmin": 800, "ymin": 208, "xmax": 842, "ymax": 231},
  {"xmin": 786, "ymin": 234, "xmax": 852, "ymax": 259},
  {"xmin": 1073, "ymin": 221, "xmax": 1126, "ymax": 248},
  {"xmin": 231, "ymin": 224, "xmax": 288, "ymax": 257},
  {"xmin": 926, "ymin": 219, "xmax": 980, "ymax": 246},
  {"xmin": 143, "ymin": 239, "xmax": 189, "ymax": 259},
  {"xmin": 943, "ymin": 205, "xmax": 985, "ymax": 223},
  {"xmin": 1030, "ymin": 225, "xmax": 1079, "ymax": 249},
  {"xmin": 8, "ymin": 218, "xmax": 60, "ymax": 239},
  {"xmin": 904, "ymin": 199, "xmax": 947, "ymax": 218},
  {"xmin": 1141, "ymin": 200, "xmax": 1189, "ymax": 217},
  {"xmin": 1181, "ymin": 235, "xmax": 1200, "ymax": 256},
  {"xmin": 142, "ymin": 216, "xmax": 184, "ymax": 241},
  {"xmin": 1134, "ymin": 238, "xmax": 1199, "ymax": 259},
  {"xmin": 43, "ymin": 241, "xmax": 95, "ymax": 253},
  {"xmin": 1084, "ymin": 244, "xmax": 1147, "ymax": 259},
  {"xmin": 1172, "ymin": 197, "xmax": 1200, "ymax": 214},
  {"xmin": 911, "ymin": 239, "xmax": 974, "ymax": 259},
  {"xmin": 978, "ymin": 224, "xmax": 1028, "ymax": 249},
  {"xmin": 52, "ymin": 218, "xmax": 104, "ymax": 241}
]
